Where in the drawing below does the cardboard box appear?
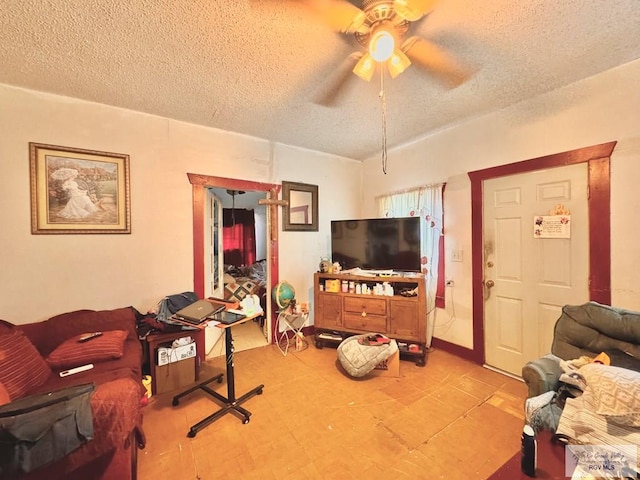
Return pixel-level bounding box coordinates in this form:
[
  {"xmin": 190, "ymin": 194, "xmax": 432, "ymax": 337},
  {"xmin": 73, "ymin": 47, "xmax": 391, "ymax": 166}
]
[
  {"xmin": 155, "ymin": 357, "xmax": 195, "ymax": 394},
  {"xmin": 370, "ymin": 346, "xmax": 400, "ymax": 378},
  {"xmin": 157, "ymin": 341, "xmax": 196, "ymax": 366}
]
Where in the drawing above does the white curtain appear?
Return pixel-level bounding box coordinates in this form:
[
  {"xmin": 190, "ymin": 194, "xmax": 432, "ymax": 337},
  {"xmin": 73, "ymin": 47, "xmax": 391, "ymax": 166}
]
[{"xmin": 377, "ymin": 184, "xmax": 444, "ymax": 347}]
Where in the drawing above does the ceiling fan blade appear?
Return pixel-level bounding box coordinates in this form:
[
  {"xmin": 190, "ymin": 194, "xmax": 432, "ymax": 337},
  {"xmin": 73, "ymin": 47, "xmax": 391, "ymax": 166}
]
[
  {"xmin": 401, "ymin": 36, "xmax": 470, "ymax": 87},
  {"xmin": 305, "ymin": 0, "xmax": 368, "ymax": 33},
  {"xmin": 393, "ymin": 0, "xmax": 438, "ymax": 22},
  {"xmin": 313, "ymin": 52, "xmax": 363, "ymax": 106}
]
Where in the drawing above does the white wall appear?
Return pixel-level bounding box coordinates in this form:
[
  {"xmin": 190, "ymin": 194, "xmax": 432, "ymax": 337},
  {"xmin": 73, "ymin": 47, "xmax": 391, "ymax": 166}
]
[
  {"xmin": 362, "ymin": 59, "xmax": 640, "ymax": 350},
  {"xmin": 0, "ymin": 84, "xmax": 360, "ymax": 324},
  {"xmin": 274, "ymin": 144, "xmax": 362, "ymax": 316}
]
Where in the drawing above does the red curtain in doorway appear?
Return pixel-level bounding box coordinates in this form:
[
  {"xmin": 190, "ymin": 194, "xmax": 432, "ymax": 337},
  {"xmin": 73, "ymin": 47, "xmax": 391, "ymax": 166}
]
[{"xmin": 223, "ymin": 208, "xmax": 256, "ymax": 267}]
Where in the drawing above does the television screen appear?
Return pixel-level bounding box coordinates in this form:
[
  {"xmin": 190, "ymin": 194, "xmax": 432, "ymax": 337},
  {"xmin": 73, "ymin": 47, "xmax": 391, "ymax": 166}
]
[{"xmin": 331, "ymin": 217, "xmax": 421, "ymax": 272}]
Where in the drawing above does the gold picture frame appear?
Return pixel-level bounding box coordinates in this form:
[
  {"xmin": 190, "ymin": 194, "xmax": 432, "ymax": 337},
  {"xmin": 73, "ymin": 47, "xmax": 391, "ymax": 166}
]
[
  {"xmin": 282, "ymin": 181, "xmax": 318, "ymax": 232},
  {"xmin": 29, "ymin": 143, "xmax": 131, "ymax": 234}
]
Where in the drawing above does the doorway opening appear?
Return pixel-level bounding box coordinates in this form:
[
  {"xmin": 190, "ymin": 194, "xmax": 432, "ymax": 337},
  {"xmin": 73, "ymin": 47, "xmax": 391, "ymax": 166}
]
[
  {"xmin": 187, "ymin": 173, "xmax": 281, "ymax": 356},
  {"xmin": 206, "ymin": 187, "xmax": 269, "ymax": 357}
]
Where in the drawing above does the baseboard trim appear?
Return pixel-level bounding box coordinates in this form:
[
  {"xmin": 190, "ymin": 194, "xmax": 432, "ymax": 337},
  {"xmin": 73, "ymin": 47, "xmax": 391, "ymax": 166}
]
[{"xmin": 430, "ymin": 337, "xmax": 481, "ymax": 364}]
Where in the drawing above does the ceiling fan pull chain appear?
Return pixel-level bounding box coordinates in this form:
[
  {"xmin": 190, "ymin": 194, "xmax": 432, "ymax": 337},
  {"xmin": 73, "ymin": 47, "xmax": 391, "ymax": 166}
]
[{"xmin": 380, "ymin": 69, "xmax": 388, "ymax": 175}]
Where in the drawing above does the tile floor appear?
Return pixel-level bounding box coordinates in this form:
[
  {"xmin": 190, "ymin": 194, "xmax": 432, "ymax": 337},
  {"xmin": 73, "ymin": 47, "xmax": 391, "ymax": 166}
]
[{"xmin": 138, "ymin": 341, "xmax": 527, "ymax": 480}]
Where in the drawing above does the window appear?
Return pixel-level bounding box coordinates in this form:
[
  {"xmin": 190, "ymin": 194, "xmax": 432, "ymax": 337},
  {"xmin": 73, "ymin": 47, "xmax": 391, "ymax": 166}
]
[{"xmin": 377, "ymin": 183, "xmax": 445, "ymax": 346}]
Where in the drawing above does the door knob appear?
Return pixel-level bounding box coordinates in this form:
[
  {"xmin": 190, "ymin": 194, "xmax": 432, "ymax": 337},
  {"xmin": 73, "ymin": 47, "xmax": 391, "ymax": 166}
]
[{"xmin": 485, "ymin": 280, "xmax": 495, "ymax": 288}]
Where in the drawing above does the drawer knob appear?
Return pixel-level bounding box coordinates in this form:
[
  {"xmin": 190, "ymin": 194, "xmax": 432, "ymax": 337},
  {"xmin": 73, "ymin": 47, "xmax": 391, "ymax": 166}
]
[{"xmin": 361, "ymin": 309, "xmax": 367, "ymax": 317}]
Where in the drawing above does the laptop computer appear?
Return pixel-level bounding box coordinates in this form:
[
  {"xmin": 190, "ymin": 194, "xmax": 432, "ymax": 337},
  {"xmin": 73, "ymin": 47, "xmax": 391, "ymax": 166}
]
[{"xmin": 175, "ymin": 300, "xmax": 226, "ymax": 325}]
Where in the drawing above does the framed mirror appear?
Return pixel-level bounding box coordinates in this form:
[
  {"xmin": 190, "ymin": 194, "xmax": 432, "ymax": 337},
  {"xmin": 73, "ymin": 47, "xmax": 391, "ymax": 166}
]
[{"xmin": 282, "ymin": 181, "xmax": 318, "ymax": 231}]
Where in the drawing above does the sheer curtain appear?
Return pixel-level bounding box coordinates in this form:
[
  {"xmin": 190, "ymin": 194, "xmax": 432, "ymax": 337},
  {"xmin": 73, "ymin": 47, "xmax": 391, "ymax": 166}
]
[{"xmin": 377, "ymin": 184, "xmax": 443, "ymax": 347}]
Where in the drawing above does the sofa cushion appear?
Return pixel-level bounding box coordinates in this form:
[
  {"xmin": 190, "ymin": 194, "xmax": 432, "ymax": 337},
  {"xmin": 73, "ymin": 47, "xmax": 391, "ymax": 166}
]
[
  {"xmin": 0, "ymin": 330, "xmax": 52, "ymax": 399},
  {"xmin": 46, "ymin": 330, "xmax": 129, "ymax": 369},
  {"xmin": 581, "ymin": 363, "xmax": 640, "ymax": 427},
  {"xmin": 552, "ymin": 302, "xmax": 640, "ymax": 360}
]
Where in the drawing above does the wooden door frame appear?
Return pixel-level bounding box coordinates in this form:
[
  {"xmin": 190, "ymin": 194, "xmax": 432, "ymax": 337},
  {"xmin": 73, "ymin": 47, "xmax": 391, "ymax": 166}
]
[
  {"xmin": 187, "ymin": 173, "xmax": 281, "ymax": 341},
  {"xmin": 441, "ymin": 142, "xmax": 616, "ymax": 364}
]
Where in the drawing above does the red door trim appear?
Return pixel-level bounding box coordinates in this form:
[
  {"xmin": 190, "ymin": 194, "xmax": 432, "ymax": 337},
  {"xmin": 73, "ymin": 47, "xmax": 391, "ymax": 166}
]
[{"xmin": 432, "ymin": 141, "xmax": 616, "ymax": 364}]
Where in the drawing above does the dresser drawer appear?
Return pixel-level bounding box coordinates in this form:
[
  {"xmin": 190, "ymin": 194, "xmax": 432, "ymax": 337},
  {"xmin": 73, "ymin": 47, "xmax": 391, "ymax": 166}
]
[
  {"xmin": 343, "ymin": 297, "xmax": 387, "ymax": 316},
  {"xmin": 343, "ymin": 312, "xmax": 387, "ymax": 332}
]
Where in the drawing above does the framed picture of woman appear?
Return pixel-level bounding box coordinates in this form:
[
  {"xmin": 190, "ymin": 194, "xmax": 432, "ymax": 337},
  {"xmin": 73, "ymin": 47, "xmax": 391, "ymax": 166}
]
[{"xmin": 29, "ymin": 143, "xmax": 131, "ymax": 234}]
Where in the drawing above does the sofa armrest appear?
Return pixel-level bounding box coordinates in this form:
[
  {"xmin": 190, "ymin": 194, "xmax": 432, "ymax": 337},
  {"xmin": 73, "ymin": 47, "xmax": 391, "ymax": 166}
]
[{"xmin": 521, "ymin": 353, "xmax": 563, "ymax": 398}]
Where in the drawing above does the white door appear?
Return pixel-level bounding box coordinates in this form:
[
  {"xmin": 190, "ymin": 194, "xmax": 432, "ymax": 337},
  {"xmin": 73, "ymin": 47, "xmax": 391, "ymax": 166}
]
[
  {"xmin": 483, "ymin": 163, "xmax": 589, "ymax": 376},
  {"xmin": 204, "ymin": 190, "xmax": 224, "ymax": 354},
  {"xmin": 205, "ymin": 190, "xmax": 225, "ymax": 299}
]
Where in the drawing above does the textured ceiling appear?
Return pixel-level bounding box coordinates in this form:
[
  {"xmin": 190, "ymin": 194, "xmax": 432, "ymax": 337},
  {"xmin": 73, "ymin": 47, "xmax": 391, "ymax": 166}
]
[{"xmin": 1, "ymin": 1, "xmax": 639, "ymax": 160}]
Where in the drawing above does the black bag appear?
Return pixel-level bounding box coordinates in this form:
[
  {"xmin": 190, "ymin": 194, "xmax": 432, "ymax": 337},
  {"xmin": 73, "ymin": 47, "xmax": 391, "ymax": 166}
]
[{"xmin": 0, "ymin": 383, "xmax": 95, "ymax": 477}]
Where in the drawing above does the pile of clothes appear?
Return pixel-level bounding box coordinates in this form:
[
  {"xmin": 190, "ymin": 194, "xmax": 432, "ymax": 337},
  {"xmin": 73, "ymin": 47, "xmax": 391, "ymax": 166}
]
[{"xmin": 525, "ymin": 352, "xmax": 611, "ymax": 434}]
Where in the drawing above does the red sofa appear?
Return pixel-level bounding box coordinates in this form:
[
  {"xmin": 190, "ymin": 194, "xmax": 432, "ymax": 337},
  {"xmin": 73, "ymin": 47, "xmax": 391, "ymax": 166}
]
[{"xmin": 0, "ymin": 307, "xmax": 146, "ymax": 480}]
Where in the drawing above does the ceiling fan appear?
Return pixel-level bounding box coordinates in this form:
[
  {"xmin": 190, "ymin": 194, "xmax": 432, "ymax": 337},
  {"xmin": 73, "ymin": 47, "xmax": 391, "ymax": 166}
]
[{"xmin": 304, "ymin": 0, "xmax": 470, "ymax": 105}]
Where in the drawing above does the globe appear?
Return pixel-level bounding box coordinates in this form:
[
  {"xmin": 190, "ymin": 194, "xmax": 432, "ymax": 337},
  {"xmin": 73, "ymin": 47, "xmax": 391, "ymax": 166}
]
[{"xmin": 272, "ymin": 281, "xmax": 295, "ymax": 310}]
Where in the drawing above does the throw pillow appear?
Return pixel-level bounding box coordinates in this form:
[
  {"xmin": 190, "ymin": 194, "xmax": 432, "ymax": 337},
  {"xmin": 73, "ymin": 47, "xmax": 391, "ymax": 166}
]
[
  {"xmin": 46, "ymin": 330, "xmax": 129, "ymax": 369},
  {"xmin": 0, "ymin": 330, "xmax": 52, "ymax": 399},
  {"xmin": 224, "ymin": 280, "xmax": 258, "ymax": 302},
  {"xmin": 580, "ymin": 363, "xmax": 640, "ymax": 427}
]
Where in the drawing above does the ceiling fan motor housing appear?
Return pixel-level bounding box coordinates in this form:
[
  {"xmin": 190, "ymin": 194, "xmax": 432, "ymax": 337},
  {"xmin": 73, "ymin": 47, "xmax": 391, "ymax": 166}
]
[{"xmin": 355, "ymin": 1, "xmax": 410, "ymax": 49}]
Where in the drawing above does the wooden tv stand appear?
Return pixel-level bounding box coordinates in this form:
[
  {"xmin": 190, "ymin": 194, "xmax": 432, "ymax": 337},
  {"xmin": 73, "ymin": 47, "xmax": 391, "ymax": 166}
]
[{"xmin": 313, "ymin": 272, "xmax": 427, "ymax": 366}]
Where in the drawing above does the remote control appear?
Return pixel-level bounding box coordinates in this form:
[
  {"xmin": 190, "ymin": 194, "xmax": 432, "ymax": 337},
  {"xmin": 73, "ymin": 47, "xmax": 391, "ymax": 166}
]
[
  {"xmin": 59, "ymin": 364, "xmax": 94, "ymax": 377},
  {"xmin": 78, "ymin": 332, "xmax": 103, "ymax": 343}
]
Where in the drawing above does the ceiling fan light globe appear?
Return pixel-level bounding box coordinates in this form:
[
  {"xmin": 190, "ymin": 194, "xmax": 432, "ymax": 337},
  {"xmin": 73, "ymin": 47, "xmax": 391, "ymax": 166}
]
[
  {"xmin": 387, "ymin": 49, "xmax": 411, "ymax": 78},
  {"xmin": 369, "ymin": 30, "xmax": 395, "ymax": 62},
  {"xmin": 353, "ymin": 53, "xmax": 375, "ymax": 81}
]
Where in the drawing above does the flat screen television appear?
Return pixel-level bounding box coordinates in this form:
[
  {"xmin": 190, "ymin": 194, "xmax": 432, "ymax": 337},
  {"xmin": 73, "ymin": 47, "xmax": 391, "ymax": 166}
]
[{"xmin": 331, "ymin": 217, "xmax": 421, "ymax": 272}]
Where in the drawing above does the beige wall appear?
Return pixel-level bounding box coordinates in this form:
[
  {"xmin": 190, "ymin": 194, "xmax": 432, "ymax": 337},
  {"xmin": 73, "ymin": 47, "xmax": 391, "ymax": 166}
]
[
  {"xmin": 0, "ymin": 85, "xmax": 361, "ymax": 324},
  {"xmin": 361, "ymin": 58, "xmax": 640, "ymax": 349}
]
